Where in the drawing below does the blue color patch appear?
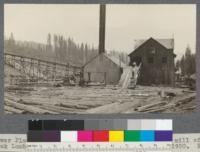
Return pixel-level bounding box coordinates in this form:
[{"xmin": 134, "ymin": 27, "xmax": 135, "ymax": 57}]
[{"xmin": 140, "ymin": 131, "xmax": 155, "ymax": 141}]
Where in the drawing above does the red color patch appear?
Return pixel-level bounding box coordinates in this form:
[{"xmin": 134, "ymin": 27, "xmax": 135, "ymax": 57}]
[{"xmin": 93, "ymin": 130, "xmax": 109, "ymax": 142}]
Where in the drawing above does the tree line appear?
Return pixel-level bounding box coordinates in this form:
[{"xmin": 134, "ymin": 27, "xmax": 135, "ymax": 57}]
[
  {"xmin": 5, "ymin": 33, "xmax": 129, "ymax": 66},
  {"xmin": 175, "ymin": 45, "xmax": 196, "ymax": 77},
  {"xmin": 5, "ymin": 33, "xmax": 196, "ymax": 78}
]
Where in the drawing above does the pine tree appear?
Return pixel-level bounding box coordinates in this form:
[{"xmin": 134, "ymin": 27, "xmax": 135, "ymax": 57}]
[
  {"xmin": 46, "ymin": 33, "xmax": 52, "ymax": 52},
  {"xmin": 8, "ymin": 33, "xmax": 15, "ymax": 50}
]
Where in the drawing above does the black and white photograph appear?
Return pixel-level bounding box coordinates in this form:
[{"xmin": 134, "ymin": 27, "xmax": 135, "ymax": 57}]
[{"xmin": 4, "ymin": 4, "xmax": 196, "ymax": 114}]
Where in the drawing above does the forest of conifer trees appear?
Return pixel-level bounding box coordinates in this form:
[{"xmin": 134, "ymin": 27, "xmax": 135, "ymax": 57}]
[{"xmin": 4, "ymin": 33, "xmax": 129, "ymax": 66}]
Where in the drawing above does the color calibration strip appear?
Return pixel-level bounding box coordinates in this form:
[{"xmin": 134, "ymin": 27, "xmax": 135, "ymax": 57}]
[
  {"xmin": 29, "ymin": 119, "xmax": 172, "ymax": 131},
  {"xmin": 28, "ymin": 119, "xmax": 172, "ymax": 142},
  {"xmin": 28, "ymin": 130, "xmax": 172, "ymax": 142}
]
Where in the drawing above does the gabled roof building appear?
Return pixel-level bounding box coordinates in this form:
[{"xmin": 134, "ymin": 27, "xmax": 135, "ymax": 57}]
[{"xmin": 129, "ymin": 37, "xmax": 176, "ymax": 86}]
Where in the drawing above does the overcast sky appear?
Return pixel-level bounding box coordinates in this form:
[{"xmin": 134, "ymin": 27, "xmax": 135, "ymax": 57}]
[{"xmin": 5, "ymin": 4, "xmax": 196, "ymax": 59}]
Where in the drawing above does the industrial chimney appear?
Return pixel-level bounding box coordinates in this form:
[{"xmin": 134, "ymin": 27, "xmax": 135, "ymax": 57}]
[{"xmin": 98, "ymin": 4, "xmax": 106, "ymax": 54}]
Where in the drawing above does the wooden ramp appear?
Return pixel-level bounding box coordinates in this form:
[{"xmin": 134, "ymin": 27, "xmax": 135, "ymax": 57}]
[
  {"xmin": 119, "ymin": 64, "xmax": 141, "ymax": 89},
  {"xmin": 118, "ymin": 66, "xmax": 133, "ymax": 88}
]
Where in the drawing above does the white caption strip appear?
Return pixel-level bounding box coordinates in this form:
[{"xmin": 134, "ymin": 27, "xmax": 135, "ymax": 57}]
[
  {"xmin": 171, "ymin": 133, "xmax": 200, "ymax": 152},
  {"xmin": 0, "ymin": 134, "xmax": 26, "ymax": 152},
  {"xmin": 0, "ymin": 133, "xmax": 199, "ymax": 152},
  {"xmin": 26, "ymin": 142, "xmax": 172, "ymax": 152}
]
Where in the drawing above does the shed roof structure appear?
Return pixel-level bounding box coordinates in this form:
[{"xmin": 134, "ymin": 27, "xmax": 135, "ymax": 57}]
[
  {"xmin": 134, "ymin": 38, "xmax": 174, "ymax": 50},
  {"xmin": 83, "ymin": 53, "xmax": 126, "ymax": 68},
  {"xmin": 129, "ymin": 38, "xmax": 176, "ymax": 57}
]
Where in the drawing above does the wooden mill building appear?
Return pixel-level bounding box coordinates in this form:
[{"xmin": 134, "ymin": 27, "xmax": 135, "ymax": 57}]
[
  {"xmin": 128, "ymin": 37, "xmax": 176, "ymax": 86},
  {"xmin": 82, "ymin": 5, "xmax": 125, "ymax": 85},
  {"xmin": 83, "ymin": 53, "xmax": 125, "ymax": 84}
]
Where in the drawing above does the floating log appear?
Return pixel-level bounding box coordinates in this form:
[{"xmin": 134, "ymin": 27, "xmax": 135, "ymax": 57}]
[
  {"xmin": 182, "ymin": 90, "xmax": 196, "ymax": 93},
  {"xmin": 16, "ymin": 99, "xmax": 44, "ymax": 106},
  {"xmin": 5, "ymin": 94, "xmax": 46, "ymax": 106},
  {"xmin": 86, "ymin": 98, "xmax": 142, "ymax": 113},
  {"xmin": 57, "ymin": 103, "xmax": 89, "ymax": 110},
  {"xmin": 142, "ymin": 93, "xmax": 196, "ymax": 113},
  {"xmin": 5, "ymin": 86, "xmax": 35, "ymax": 91},
  {"xmin": 173, "ymin": 93, "xmax": 196, "ymax": 106},
  {"xmin": 4, "ymin": 105, "xmax": 24, "ymax": 114},
  {"xmin": 5, "ymin": 111, "xmax": 13, "ymax": 114},
  {"xmin": 143, "ymin": 104, "xmax": 175, "ymax": 113},
  {"xmin": 5, "ymin": 99, "xmax": 57, "ymax": 114},
  {"xmin": 136, "ymin": 101, "xmax": 166, "ymax": 112},
  {"xmin": 38, "ymin": 104, "xmax": 83, "ymax": 114},
  {"xmin": 182, "ymin": 106, "xmax": 197, "ymax": 111}
]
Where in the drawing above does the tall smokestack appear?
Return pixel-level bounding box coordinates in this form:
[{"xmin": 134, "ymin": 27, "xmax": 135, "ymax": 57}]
[{"xmin": 99, "ymin": 4, "xmax": 106, "ymax": 54}]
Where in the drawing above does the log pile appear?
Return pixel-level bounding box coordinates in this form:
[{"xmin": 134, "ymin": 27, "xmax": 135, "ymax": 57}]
[
  {"xmin": 4, "ymin": 85, "xmax": 197, "ymax": 114},
  {"xmin": 134, "ymin": 93, "xmax": 196, "ymax": 113}
]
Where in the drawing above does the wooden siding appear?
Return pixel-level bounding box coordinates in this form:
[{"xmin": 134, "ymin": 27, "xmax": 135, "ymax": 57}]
[
  {"xmin": 129, "ymin": 38, "xmax": 175, "ymax": 86},
  {"xmin": 83, "ymin": 53, "xmax": 122, "ymax": 84}
]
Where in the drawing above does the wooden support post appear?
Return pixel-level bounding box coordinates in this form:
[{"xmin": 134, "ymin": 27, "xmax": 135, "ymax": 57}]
[
  {"xmin": 37, "ymin": 60, "xmax": 41, "ymax": 82},
  {"xmin": 104, "ymin": 72, "xmax": 107, "ymax": 85},
  {"xmin": 29, "ymin": 59, "xmax": 33, "ymax": 78},
  {"xmin": 4, "ymin": 54, "xmax": 6, "ymax": 65},
  {"xmin": 65, "ymin": 65, "xmax": 69, "ymax": 77},
  {"xmin": 88, "ymin": 72, "xmax": 91, "ymax": 82},
  {"xmin": 52, "ymin": 63, "xmax": 56, "ymax": 81},
  {"xmin": 20, "ymin": 57, "xmax": 25, "ymax": 76},
  {"xmin": 33, "ymin": 60, "xmax": 35, "ymax": 78},
  {"xmin": 19, "ymin": 57, "xmax": 22, "ymax": 74},
  {"xmin": 45, "ymin": 63, "xmax": 49, "ymax": 82},
  {"xmin": 12, "ymin": 56, "xmax": 15, "ymax": 68}
]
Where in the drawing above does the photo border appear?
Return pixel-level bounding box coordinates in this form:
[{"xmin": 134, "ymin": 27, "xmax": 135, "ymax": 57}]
[{"xmin": 0, "ymin": 0, "xmax": 199, "ymax": 133}]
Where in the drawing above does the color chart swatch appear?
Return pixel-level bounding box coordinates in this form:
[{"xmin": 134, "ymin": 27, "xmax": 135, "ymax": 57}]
[
  {"xmin": 28, "ymin": 130, "xmax": 172, "ymax": 142},
  {"xmin": 28, "ymin": 119, "xmax": 172, "ymax": 142}
]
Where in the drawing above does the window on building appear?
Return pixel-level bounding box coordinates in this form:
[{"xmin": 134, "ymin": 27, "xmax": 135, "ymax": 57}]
[
  {"xmin": 150, "ymin": 47, "xmax": 156, "ymax": 54},
  {"xmin": 134, "ymin": 56, "xmax": 142, "ymax": 65},
  {"xmin": 162, "ymin": 57, "xmax": 167, "ymax": 63},
  {"xmin": 148, "ymin": 57, "xmax": 154, "ymax": 63}
]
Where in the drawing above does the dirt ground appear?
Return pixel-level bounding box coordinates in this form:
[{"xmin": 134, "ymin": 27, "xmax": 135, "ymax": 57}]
[{"xmin": 4, "ymin": 84, "xmax": 197, "ymax": 114}]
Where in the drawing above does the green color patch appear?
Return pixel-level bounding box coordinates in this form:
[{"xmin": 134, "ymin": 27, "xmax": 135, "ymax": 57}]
[{"xmin": 124, "ymin": 130, "xmax": 140, "ymax": 141}]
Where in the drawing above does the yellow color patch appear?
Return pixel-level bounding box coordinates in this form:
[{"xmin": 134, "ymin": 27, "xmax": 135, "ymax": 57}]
[{"xmin": 109, "ymin": 131, "xmax": 124, "ymax": 142}]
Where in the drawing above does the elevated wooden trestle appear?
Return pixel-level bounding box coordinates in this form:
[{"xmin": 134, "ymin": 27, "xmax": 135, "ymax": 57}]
[{"xmin": 4, "ymin": 52, "xmax": 83, "ymax": 84}]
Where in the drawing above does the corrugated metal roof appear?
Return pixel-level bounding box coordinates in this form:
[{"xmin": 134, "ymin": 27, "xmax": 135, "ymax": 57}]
[{"xmin": 134, "ymin": 38, "xmax": 174, "ymax": 50}]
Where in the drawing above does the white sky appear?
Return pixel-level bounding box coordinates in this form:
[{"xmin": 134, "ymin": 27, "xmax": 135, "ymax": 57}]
[{"xmin": 5, "ymin": 4, "xmax": 196, "ymax": 59}]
